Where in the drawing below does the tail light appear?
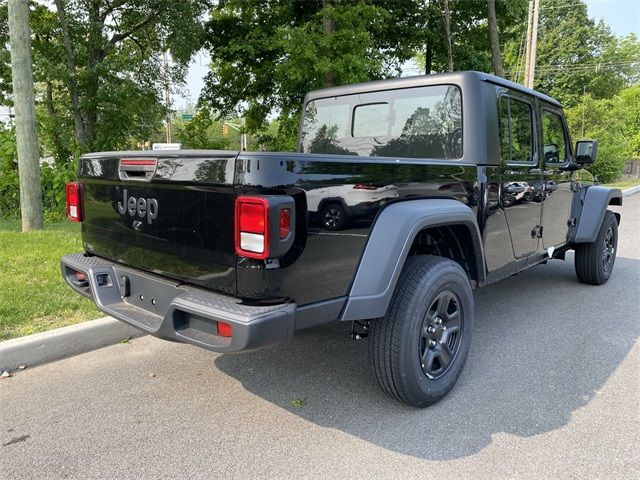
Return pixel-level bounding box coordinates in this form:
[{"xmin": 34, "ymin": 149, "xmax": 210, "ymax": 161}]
[
  {"xmin": 279, "ymin": 208, "xmax": 291, "ymax": 239},
  {"xmin": 66, "ymin": 182, "xmax": 83, "ymax": 222},
  {"xmin": 235, "ymin": 195, "xmax": 296, "ymax": 260},
  {"xmin": 235, "ymin": 196, "xmax": 270, "ymax": 259},
  {"xmin": 354, "ymin": 183, "xmax": 378, "ymax": 190}
]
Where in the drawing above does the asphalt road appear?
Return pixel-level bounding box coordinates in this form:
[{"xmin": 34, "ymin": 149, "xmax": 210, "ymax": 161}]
[{"xmin": 2, "ymin": 195, "xmax": 639, "ymax": 480}]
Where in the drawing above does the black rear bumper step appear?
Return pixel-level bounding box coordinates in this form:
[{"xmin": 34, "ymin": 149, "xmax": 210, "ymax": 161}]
[{"xmin": 61, "ymin": 253, "xmax": 295, "ymax": 353}]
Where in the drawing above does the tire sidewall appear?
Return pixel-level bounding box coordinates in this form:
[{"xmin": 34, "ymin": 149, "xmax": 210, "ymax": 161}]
[
  {"xmin": 394, "ymin": 259, "xmax": 474, "ymax": 405},
  {"xmin": 598, "ymin": 211, "xmax": 618, "ymax": 282}
]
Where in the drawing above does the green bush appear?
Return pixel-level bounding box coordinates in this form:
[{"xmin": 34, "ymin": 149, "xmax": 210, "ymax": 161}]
[
  {"xmin": 0, "ymin": 127, "xmax": 78, "ymax": 221},
  {"xmin": 0, "ymin": 128, "xmax": 19, "ymax": 218},
  {"xmin": 40, "ymin": 160, "xmax": 78, "ymax": 221}
]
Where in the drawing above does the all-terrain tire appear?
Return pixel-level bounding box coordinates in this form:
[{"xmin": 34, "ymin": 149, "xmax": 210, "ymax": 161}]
[
  {"xmin": 574, "ymin": 210, "xmax": 618, "ymax": 285},
  {"xmin": 369, "ymin": 255, "xmax": 474, "ymax": 407}
]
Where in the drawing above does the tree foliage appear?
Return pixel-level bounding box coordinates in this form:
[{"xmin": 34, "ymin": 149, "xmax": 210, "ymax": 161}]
[
  {"xmin": 565, "ymin": 85, "xmax": 640, "ymax": 182},
  {"xmin": 0, "ymin": 0, "xmax": 209, "ymax": 157},
  {"xmin": 503, "ymin": 0, "xmax": 640, "ymax": 107},
  {"xmin": 199, "ymin": 0, "xmax": 424, "ymax": 137}
]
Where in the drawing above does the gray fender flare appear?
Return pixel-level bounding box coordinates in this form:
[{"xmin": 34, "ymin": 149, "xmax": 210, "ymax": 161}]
[
  {"xmin": 573, "ymin": 186, "xmax": 622, "ymax": 243},
  {"xmin": 341, "ymin": 199, "xmax": 485, "ymax": 322}
]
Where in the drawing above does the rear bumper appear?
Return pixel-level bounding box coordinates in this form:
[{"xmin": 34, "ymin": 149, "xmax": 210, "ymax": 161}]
[{"xmin": 61, "ymin": 253, "xmax": 295, "ymax": 353}]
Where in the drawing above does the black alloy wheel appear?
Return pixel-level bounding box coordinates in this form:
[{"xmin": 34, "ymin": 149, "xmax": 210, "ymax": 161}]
[{"xmin": 420, "ymin": 290, "xmax": 463, "ymax": 379}]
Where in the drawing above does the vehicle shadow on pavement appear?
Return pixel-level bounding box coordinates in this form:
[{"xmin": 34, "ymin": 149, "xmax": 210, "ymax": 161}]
[{"xmin": 215, "ymin": 255, "xmax": 640, "ymax": 461}]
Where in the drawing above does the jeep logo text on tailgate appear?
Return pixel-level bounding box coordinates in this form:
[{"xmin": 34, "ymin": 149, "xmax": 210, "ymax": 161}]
[{"xmin": 117, "ymin": 189, "xmax": 158, "ymax": 224}]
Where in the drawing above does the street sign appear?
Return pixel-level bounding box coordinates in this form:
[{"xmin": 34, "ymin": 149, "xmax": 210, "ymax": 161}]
[
  {"xmin": 181, "ymin": 114, "xmax": 194, "ymax": 121},
  {"xmin": 152, "ymin": 143, "xmax": 182, "ymax": 151}
]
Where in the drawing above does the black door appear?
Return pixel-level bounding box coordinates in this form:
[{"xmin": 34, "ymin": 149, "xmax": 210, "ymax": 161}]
[
  {"xmin": 498, "ymin": 93, "xmax": 543, "ymax": 258},
  {"xmin": 540, "ymin": 108, "xmax": 574, "ymax": 250}
]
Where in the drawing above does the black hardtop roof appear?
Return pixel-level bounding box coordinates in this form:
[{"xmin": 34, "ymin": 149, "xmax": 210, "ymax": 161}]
[{"xmin": 304, "ymin": 70, "xmax": 561, "ymax": 108}]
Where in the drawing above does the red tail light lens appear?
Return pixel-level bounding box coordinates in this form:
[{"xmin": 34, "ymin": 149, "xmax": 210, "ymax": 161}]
[
  {"xmin": 239, "ymin": 202, "xmax": 267, "ymax": 233},
  {"xmin": 279, "ymin": 208, "xmax": 291, "ymax": 239},
  {"xmin": 217, "ymin": 321, "xmax": 233, "ymax": 337},
  {"xmin": 235, "ymin": 196, "xmax": 269, "ymax": 259},
  {"xmin": 353, "ymin": 183, "xmax": 378, "ymax": 190},
  {"xmin": 66, "ymin": 182, "xmax": 82, "ymax": 222}
]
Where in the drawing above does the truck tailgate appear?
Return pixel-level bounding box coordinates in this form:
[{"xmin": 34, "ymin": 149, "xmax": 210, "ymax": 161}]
[{"xmin": 79, "ymin": 151, "xmax": 239, "ymax": 295}]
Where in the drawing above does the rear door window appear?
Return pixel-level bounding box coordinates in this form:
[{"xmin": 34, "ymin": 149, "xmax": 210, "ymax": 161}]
[{"xmin": 499, "ymin": 96, "xmax": 534, "ymax": 164}]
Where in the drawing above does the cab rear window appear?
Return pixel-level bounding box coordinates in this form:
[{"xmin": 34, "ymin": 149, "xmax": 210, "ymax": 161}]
[{"xmin": 301, "ymin": 85, "xmax": 462, "ymax": 159}]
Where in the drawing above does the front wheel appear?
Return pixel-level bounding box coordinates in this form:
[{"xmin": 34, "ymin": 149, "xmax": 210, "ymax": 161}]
[
  {"xmin": 369, "ymin": 255, "xmax": 474, "ymax": 407},
  {"xmin": 574, "ymin": 210, "xmax": 618, "ymax": 285}
]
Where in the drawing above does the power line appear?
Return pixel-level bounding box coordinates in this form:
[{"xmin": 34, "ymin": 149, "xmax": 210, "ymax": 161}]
[{"xmin": 508, "ymin": 60, "xmax": 640, "ymax": 76}]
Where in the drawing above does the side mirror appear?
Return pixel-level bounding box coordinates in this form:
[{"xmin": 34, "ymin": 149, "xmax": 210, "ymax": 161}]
[{"xmin": 575, "ymin": 140, "xmax": 598, "ymax": 164}]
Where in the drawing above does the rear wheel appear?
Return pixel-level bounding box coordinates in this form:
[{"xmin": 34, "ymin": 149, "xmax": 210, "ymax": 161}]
[
  {"xmin": 574, "ymin": 210, "xmax": 618, "ymax": 285},
  {"xmin": 369, "ymin": 255, "xmax": 474, "ymax": 407}
]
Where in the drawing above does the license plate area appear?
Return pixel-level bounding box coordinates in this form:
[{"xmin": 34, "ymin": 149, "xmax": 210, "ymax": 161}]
[{"xmin": 115, "ymin": 268, "xmax": 182, "ymax": 317}]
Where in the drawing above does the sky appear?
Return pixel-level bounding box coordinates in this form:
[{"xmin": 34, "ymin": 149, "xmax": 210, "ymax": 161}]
[{"xmin": 174, "ymin": 0, "xmax": 640, "ymax": 110}]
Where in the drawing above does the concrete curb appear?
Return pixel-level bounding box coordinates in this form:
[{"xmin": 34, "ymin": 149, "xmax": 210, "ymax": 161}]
[
  {"xmin": 0, "ymin": 317, "xmax": 144, "ymax": 372},
  {"xmin": 622, "ymin": 185, "xmax": 640, "ymax": 197}
]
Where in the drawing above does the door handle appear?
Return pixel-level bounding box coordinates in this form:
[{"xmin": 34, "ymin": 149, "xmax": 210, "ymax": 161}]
[{"xmin": 529, "ymin": 168, "xmax": 542, "ymax": 175}]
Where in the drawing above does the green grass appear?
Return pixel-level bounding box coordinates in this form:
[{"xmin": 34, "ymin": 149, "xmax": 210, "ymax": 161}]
[
  {"xmin": 604, "ymin": 178, "xmax": 640, "ymax": 190},
  {"xmin": 0, "ymin": 221, "xmax": 101, "ymax": 341}
]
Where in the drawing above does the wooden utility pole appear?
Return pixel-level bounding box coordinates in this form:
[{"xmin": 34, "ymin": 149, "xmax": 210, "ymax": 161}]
[
  {"xmin": 8, "ymin": 0, "xmax": 43, "ymax": 231},
  {"xmin": 523, "ymin": 0, "xmax": 540, "ymax": 89},
  {"xmin": 163, "ymin": 50, "xmax": 172, "ymax": 143}
]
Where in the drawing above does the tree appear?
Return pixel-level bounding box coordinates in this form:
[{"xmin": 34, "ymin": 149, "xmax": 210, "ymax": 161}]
[
  {"xmin": 200, "ymin": 0, "xmax": 421, "ymax": 146},
  {"xmin": 565, "ymin": 85, "xmax": 640, "ymax": 182},
  {"xmin": 413, "ymin": 1, "xmax": 527, "ymax": 77},
  {"xmin": 0, "ymin": 0, "xmax": 209, "ymax": 158},
  {"xmin": 503, "ymin": 0, "xmax": 640, "ymax": 107},
  {"xmin": 442, "ymin": 0, "xmax": 453, "ymax": 71},
  {"xmin": 487, "ymin": 0, "xmax": 505, "ymax": 77}
]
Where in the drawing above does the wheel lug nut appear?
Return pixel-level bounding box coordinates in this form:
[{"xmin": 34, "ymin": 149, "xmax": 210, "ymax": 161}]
[
  {"xmin": 429, "ymin": 340, "xmax": 437, "ymax": 347},
  {"xmin": 428, "ymin": 326, "xmax": 435, "ymax": 333}
]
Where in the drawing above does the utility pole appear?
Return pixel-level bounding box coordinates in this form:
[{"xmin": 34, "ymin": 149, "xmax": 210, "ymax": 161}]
[
  {"xmin": 523, "ymin": 0, "xmax": 540, "ymax": 89},
  {"xmin": 8, "ymin": 0, "xmax": 43, "ymax": 231},
  {"xmin": 163, "ymin": 50, "xmax": 172, "ymax": 143},
  {"xmin": 224, "ymin": 120, "xmax": 247, "ymax": 152}
]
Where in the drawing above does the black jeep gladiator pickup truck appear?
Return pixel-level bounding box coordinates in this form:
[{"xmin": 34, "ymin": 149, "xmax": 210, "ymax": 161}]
[{"xmin": 61, "ymin": 71, "xmax": 622, "ymax": 407}]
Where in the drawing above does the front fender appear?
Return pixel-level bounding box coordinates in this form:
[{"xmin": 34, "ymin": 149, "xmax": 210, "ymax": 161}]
[
  {"xmin": 341, "ymin": 199, "xmax": 485, "ymax": 322},
  {"xmin": 572, "ymin": 186, "xmax": 622, "ymax": 243}
]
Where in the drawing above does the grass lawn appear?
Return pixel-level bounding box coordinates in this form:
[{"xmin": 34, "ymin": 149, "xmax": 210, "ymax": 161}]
[
  {"xmin": 604, "ymin": 178, "xmax": 640, "ymax": 190},
  {"xmin": 0, "ymin": 220, "xmax": 101, "ymax": 341}
]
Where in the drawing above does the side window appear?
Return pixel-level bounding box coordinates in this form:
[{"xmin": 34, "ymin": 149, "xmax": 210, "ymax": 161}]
[
  {"xmin": 499, "ymin": 96, "xmax": 534, "ymax": 164},
  {"xmin": 353, "ymin": 103, "xmax": 390, "ymax": 137},
  {"xmin": 542, "ymin": 110, "xmax": 568, "ymax": 164}
]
